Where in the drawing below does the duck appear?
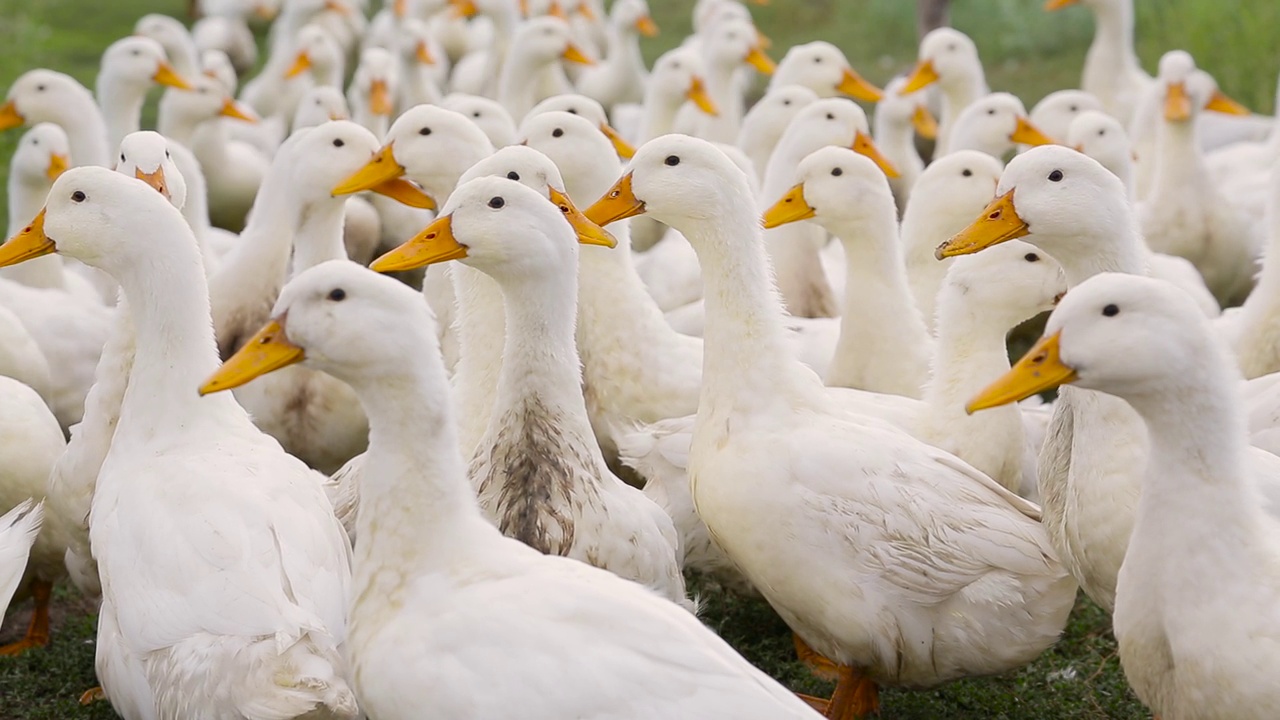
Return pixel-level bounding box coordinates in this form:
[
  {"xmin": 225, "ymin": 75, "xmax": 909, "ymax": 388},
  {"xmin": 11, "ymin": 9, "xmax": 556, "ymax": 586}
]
[
  {"xmin": 0, "ymin": 306, "xmax": 52, "ymax": 407},
  {"xmin": 589, "ymin": 134, "xmax": 1075, "ymax": 716},
  {"xmin": 193, "ymin": 0, "xmax": 261, "ymax": 75},
  {"xmin": 441, "ymin": 92, "xmax": 519, "ymax": 148},
  {"xmin": 133, "ymin": 13, "xmax": 201, "ymax": 78},
  {"xmin": 636, "ymin": 46, "xmax": 718, "ymax": 145},
  {"xmin": 0, "ymin": 376, "xmax": 67, "ymax": 656},
  {"xmin": 900, "ymin": 27, "xmax": 989, "ymax": 156},
  {"xmin": 673, "ymin": 17, "xmax": 771, "ymax": 143},
  {"xmin": 497, "ymin": 16, "xmax": 594, "ymax": 123},
  {"xmin": 946, "ymin": 92, "xmax": 1056, "ymax": 160},
  {"xmin": 1220, "ymin": 168, "xmax": 1280, "ymax": 379},
  {"xmin": 763, "ymin": 146, "xmax": 933, "ymax": 398},
  {"xmin": 447, "ymin": 0, "xmax": 521, "ymax": 98},
  {"xmin": 968, "ymin": 271, "xmax": 1280, "ymax": 719},
  {"xmin": 1, "ymin": 69, "xmax": 111, "ymax": 169},
  {"xmin": 348, "ymin": 46, "xmax": 399, "ymax": 138},
  {"xmin": 527, "ymin": 94, "xmax": 636, "ymax": 159},
  {"xmin": 1028, "ymin": 89, "xmax": 1103, "ymax": 145},
  {"xmin": 575, "ymin": 0, "xmax": 657, "ymax": 112},
  {"xmin": 95, "ymin": 36, "xmax": 194, "ymax": 153},
  {"xmin": 736, "ymin": 83, "xmax": 815, "ymax": 184},
  {"xmin": 760, "ymin": 98, "xmax": 898, "ymax": 319},
  {"xmin": 392, "ymin": 18, "xmax": 449, "ymax": 108},
  {"xmin": 1044, "ymin": 0, "xmax": 1151, "ymax": 127},
  {"xmin": 200, "ymin": 259, "xmax": 822, "ymax": 720},
  {"xmin": 1204, "ymin": 70, "xmax": 1280, "ymax": 222},
  {"xmin": 370, "ymin": 175, "xmax": 689, "ymax": 607},
  {"xmin": 872, "ymin": 77, "xmax": 936, "ymax": 214},
  {"xmin": 286, "ymin": 23, "xmax": 347, "ymax": 91},
  {"xmin": 768, "ymin": 41, "xmax": 883, "ymax": 104},
  {"xmin": 0, "ymin": 499, "xmax": 43, "ymax": 629},
  {"xmin": 520, "ymin": 110, "xmax": 703, "ymax": 462},
  {"xmin": 0, "ymin": 167, "xmax": 357, "ymax": 719},
  {"xmin": 293, "ymin": 85, "xmax": 351, "ymax": 130},
  {"xmin": 1137, "ymin": 55, "xmax": 1259, "ymax": 306}
]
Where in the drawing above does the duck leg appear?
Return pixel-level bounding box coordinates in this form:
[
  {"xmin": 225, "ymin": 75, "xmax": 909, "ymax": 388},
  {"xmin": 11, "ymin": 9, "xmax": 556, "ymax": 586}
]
[
  {"xmin": 826, "ymin": 665, "xmax": 880, "ymax": 720},
  {"xmin": 80, "ymin": 687, "xmax": 106, "ymax": 704},
  {"xmin": 796, "ymin": 693, "xmax": 830, "ymax": 713},
  {"xmin": 793, "ymin": 632, "xmax": 841, "ymax": 680},
  {"xmin": 0, "ymin": 579, "xmax": 52, "ymax": 656}
]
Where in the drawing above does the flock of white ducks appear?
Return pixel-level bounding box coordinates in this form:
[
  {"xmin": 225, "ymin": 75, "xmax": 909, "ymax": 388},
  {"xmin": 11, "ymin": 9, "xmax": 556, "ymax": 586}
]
[{"xmin": 0, "ymin": 0, "xmax": 1276, "ymax": 718}]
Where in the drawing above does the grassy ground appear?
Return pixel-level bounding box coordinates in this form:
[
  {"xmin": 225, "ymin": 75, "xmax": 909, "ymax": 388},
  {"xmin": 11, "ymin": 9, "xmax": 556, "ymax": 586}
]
[{"xmin": 0, "ymin": 0, "xmax": 1272, "ymax": 717}]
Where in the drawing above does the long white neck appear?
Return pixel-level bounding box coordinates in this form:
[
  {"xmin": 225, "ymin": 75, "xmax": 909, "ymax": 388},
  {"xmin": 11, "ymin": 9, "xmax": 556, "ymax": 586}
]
[
  {"xmin": 96, "ymin": 74, "xmax": 151, "ymax": 153},
  {"xmin": 638, "ymin": 82, "xmax": 686, "ymax": 143},
  {"xmin": 1150, "ymin": 117, "xmax": 1204, "ymax": 196},
  {"xmin": 824, "ymin": 211, "xmax": 932, "ymax": 396},
  {"xmin": 936, "ymin": 72, "xmax": 987, "ymax": 154},
  {"xmin": 113, "ymin": 223, "xmax": 246, "ymax": 449},
  {"xmin": 46, "ymin": 93, "xmax": 110, "ymax": 168},
  {"xmin": 704, "ymin": 57, "xmax": 744, "ymax": 128},
  {"xmin": 450, "ymin": 263, "xmax": 507, "ymax": 456},
  {"xmin": 156, "ymin": 94, "xmax": 209, "ymax": 146},
  {"xmin": 1042, "ymin": 228, "xmax": 1147, "ymax": 286},
  {"xmin": 599, "ymin": 22, "xmax": 645, "ymax": 90},
  {"xmin": 290, "ymin": 197, "xmax": 349, "ymax": 276},
  {"xmin": 761, "ymin": 142, "xmax": 841, "ymax": 317},
  {"xmin": 874, "ymin": 111, "xmax": 921, "ymax": 180},
  {"xmin": 1085, "ymin": 0, "xmax": 1140, "ymax": 72},
  {"xmin": 4, "ymin": 176, "xmax": 68, "ymax": 289},
  {"xmin": 208, "ymin": 156, "xmax": 301, "ymax": 315},
  {"xmin": 479, "ymin": 7, "xmax": 518, "ymax": 98},
  {"xmin": 498, "ymin": 52, "xmax": 553, "ymax": 122}
]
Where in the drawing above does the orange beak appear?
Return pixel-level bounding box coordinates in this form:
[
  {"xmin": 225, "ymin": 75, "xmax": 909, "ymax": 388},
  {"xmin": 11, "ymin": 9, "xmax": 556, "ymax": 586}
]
[
  {"xmin": 369, "ymin": 79, "xmax": 393, "ymax": 116},
  {"xmin": 135, "ymin": 166, "xmax": 172, "ymax": 199},
  {"xmin": 635, "ymin": 15, "xmax": 659, "ymax": 37},
  {"xmin": 744, "ymin": 45, "xmax": 776, "ymax": 75},
  {"xmin": 901, "ymin": 59, "xmax": 940, "ymax": 94},
  {"xmin": 852, "ymin": 131, "xmax": 899, "ymax": 178}
]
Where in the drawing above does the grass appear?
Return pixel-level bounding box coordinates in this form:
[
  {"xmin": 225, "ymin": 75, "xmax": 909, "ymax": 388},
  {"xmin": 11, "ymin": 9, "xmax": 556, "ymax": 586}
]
[{"xmin": 0, "ymin": 0, "xmax": 1271, "ymax": 717}]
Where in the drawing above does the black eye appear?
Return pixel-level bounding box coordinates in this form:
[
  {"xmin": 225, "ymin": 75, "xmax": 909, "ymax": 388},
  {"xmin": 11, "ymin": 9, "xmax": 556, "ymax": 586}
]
[
  {"xmin": 1098, "ymin": 129, "xmax": 1105, "ymax": 136},
  {"xmin": 165, "ymin": 150, "xmax": 170, "ymax": 158},
  {"xmin": 1069, "ymin": 105, "xmax": 1078, "ymax": 112},
  {"xmin": 198, "ymin": 87, "xmax": 208, "ymax": 94},
  {"xmin": 507, "ymin": 171, "xmax": 520, "ymax": 180},
  {"xmin": 315, "ymin": 99, "xmax": 322, "ymax": 105},
  {"xmin": 826, "ymin": 113, "xmax": 835, "ymax": 120},
  {"xmin": 947, "ymin": 43, "xmax": 956, "ymax": 51},
  {"xmin": 672, "ymin": 62, "xmax": 681, "ymax": 70},
  {"xmin": 31, "ymin": 139, "xmax": 37, "ymax": 145},
  {"xmin": 121, "ymin": 153, "xmax": 127, "ymax": 162},
  {"xmin": 664, "ymin": 155, "xmax": 680, "ymax": 166},
  {"xmin": 552, "ymin": 128, "xmax": 564, "ymax": 138},
  {"xmin": 986, "ymin": 108, "xmax": 995, "ymax": 115},
  {"xmin": 488, "ymin": 196, "xmax": 504, "ymax": 209},
  {"xmin": 327, "ymin": 288, "xmax": 346, "ymax": 301},
  {"xmin": 1024, "ymin": 252, "xmax": 1040, "ymax": 262},
  {"xmin": 420, "ymin": 127, "xmax": 432, "ymax": 135},
  {"xmin": 831, "ymin": 167, "xmax": 842, "ymax": 177},
  {"xmin": 962, "ymin": 169, "xmax": 972, "ymax": 177},
  {"xmin": 567, "ymin": 108, "xmax": 578, "ymax": 115},
  {"xmin": 1102, "ymin": 303, "xmax": 1119, "ymax": 317},
  {"xmin": 1048, "ymin": 169, "xmax": 1064, "ymax": 182},
  {"xmin": 782, "ymin": 99, "xmax": 791, "ymax": 106},
  {"xmin": 813, "ymin": 57, "xmax": 821, "ymax": 64},
  {"xmin": 472, "ymin": 112, "xmax": 480, "ymax": 118},
  {"xmin": 71, "ymin": 190, "xmax": 86, "ymax": 202},
  {"xmin": 35, "ymin": 84, "xmax": 45, "ymax": 91},
  {"xmin": 333, "ymin": 138, "xmax": 344, "ymax": 147},
  {"xmin": 131, "ymin": 50, "xmax": 141, "ymax": 56}
]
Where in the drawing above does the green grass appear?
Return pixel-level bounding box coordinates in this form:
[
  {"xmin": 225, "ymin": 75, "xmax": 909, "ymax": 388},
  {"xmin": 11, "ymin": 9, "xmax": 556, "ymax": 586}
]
[{"xmin": 0, "ymin": 0, "xmax": 1270, "ymax": 717}]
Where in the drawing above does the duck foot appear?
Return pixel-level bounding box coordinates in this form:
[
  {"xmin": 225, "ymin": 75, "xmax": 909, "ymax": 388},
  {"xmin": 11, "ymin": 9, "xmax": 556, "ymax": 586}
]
[
  {"xmin": 797, "ymin": 692, "xmax": 830, "ymax": 713},
  {"xmin": 826, "ymin": 665, "xmax": 880, "ymax": 720},
  {"xmin": 793, "ymin": 633, "xmax": 841, "ymax": 681},
  {"xmin": 0, "ymin": 579, "xmax": 52, "ymax": 656},
  {"xmin": 80, "ymin": 687, "xmax": 106, "ymax": 705}
]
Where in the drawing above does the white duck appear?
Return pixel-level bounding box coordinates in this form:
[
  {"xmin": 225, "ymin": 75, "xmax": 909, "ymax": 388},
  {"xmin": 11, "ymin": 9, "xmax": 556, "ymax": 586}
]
[
  {"xmin": 293, "ymin": 85, "xmax": 351, "ymax": 130},
  {"xmin": 441, "ymin": 93, "xmax": 518, "ymax": 148},
  {"xmin": 763, "ymin": 146, "xmax": 933, "ymax": 398},
  {"xmin": 0, "ymin": 306, "xmax": 52, "ymax": 407},
  {"xmin": 673, "ymin": 17, "xmax": 772, "ymax": 143},
  {"xmin": 0, "ymin": 376, "xmax": 66, "ymax": 656},
  {"xmin": 447, "ymin": 0, "xmax": 521, "ymax": 98},
  {"xmin": 133, "ymin": 14, "xmax": 201, "ymax": 78},
  {"xmin": 527, "ymin": 94, "xmax": 636, "ymax": 159},
  {"xmin": 1, "ymin": 69, "xmax": 111, "ymax": 168},
  {"xmin": 0, "ymin": 167, "xmax": 356, "ymax": 719},
  {"xmin": 900, "ymin": 27, "xmax": 989, "ymax": 156},
  {"xmin": 393, "ymin": 18, "xmax": 448, "ymax": 108},
  {"xmin": 0, "ymin": 499, "xmax": 43, "ymax": 631},
  {"xmin": 497, "ymin": 16, "xmax": 594, "ymax": 123},
  {"xmin": 969, "ymin": 271, "xmax": 1280, "ymax": 719},
  {"xmin": 95, "ymin": 36, "xmax": 194, "ymax": 152},
  {"xmin": 636, "ymin": 46, "xmax": 719, "ymax": 144},
  {"xmin": 193, "ymin": 0, "xmax": 261, "ymax": 75},
  {"xmin": 202, "ymin": 259, "xmax": 823, "ymax": 720},
  {"xmin": 768, "ymin": 41, "xmax": 883, "ymax": 104},
  {"xmin": 1045, "ymin": 0, "xmax": 1151, "ymax": 127},
  {"xmin": 589, "ymin": 135, "xmax": 1075, "ymax": 717},
  {"xmin": 1205, "ymin": 70, "xmax": 1280, "ymax": 222},
  {"xmin": 1029, "ymin": 89, "xmax": 1103, "ymax": 145},
  {"xmin": 873, "ymin": 77, "xmax": 937, "ymax": 213},
  {"xmin": 1222, "ymin": 169, "xmax": 1280, "ymax": 379},
  {"xmin": 575, "ymin": 0, "xmax": 656, "ymax": 112},
  {"xmin": 736, "ymin": 83, "xmax": 815, "ymax": 184},
  {"xmin": 286, "ymin": 23, "xmax": 347, "ymax": 91},
  {"xmin": 946, "ymin": 92, "xmax": 1056, "ymax": 160},
  {"xmin": 371, "ymin": 176, "xmax": 688, "ymax": 607},
  {"xmin": 348, "ymin": 46, "xmax": 400, "ymax": 138}
]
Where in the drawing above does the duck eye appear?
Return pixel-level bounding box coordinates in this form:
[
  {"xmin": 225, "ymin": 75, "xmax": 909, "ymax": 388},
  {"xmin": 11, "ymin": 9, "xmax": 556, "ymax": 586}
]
[
  {"xmin": 31, "ymin": 139, "xmax": 37, "ymax": 145},
  {"xmin": 1098, "ymin": 129, "xmax": 1105, "ymax": 136},
  {"xmin": 131, "ymin": 50, "xmax": 141, "ymax": 57},
  {"xmin": 35, "ymin": 84, "xmax": 45, "ymax": 91},
  {"xmin": 165, "ymin": 150, "xmax": 170, "ymax": 158},
  {"xmin": 1069, "ymin": 105, "xmax": 1078, "ymax": 112},
  {"xmin": 1024, "ymin": 252, "xmax": 1040, "ymax": 262},
  {"xmin": 420, "ymin": 127, "xmax": 432, "ymax": 135},
  {"xmin": 71, "ymin": 190, "xmax": 86, "ymax": 202},
  {"xmin": 198, "ymin": 87, "xmax": 208, "ymax": 94},
  {"xmin": 334, "ymin": 138, "xmax": 346, "ymax": 147},
  {"xmin": 813, "ymin": 57, "xmax": 821, "ymax": 64},
  {"xmin": 664, "ymin": 155, "xmax": 680, "ymax": 166},
  {"xmin": 825, "ymin": 113, "xmax": 835, "ymax": 120},
  {"xmin": 507, "ymin": 171, "xmax": 520, "ymax": 181},
  {"xmin": 782, "ymin": 99, "xmax": 791, "ymax": 106},
  {"xmin": 327, "ymin": 288, "xmax": 346, "ymax": 301},
  {"xmin": 962, "ymin": 169, "xmax": 972, "ymax": 177},
  {"xmin": 947, "ymin": 43, "xmax": 956, "ymax": 51},
  {"xmin": 121, "ymin": 153, "xmax": 127, "ymax": 162},
  {"xmin": 1048, "ymin": 169, "xmax": 1064, "ymax": 182},
  {"xmin": 1102, "ymin": 303, "xmax": 1119, "ymax": 317},
  {"xmin": 473, "ymin": 111, "xmax": 481, "ymax": 118},
  {"xmin": 552, "ymin": 128, "xmax": 564, "ymax": 138},
  {"xmin": 831, "ymin": 167, "xmax": 843, "ymax": 177},
  {"xmin": 567, "ymin": 108, "xmax": 578, "ymax": 114},
  {"xmin": 488, "ymin": 196, "xmax": 505, "ymax": 209},
  {"xmin": 986, "ymin": 108, "xmax": 995, "ymax": 115}
]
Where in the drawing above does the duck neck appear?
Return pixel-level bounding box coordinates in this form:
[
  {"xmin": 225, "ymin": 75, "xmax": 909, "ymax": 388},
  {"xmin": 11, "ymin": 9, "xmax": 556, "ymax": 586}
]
[
  {"xmin": 925, "ymin": 284, "xmax": 1020, "ymax": 419},
  {"xmin": 1043, "ymin": 228, "xmax": 1146, "ymax": 286},
  {"xmin": 706, "ymin": 58, "xmax": 744, "ymax": 125},
  {"xmin": 96, "ymin": 74, "xmax": 150, "ymax": 152},
  {"xmin": 1085, "ymin": 0, "xmax": 1139, "ymax": 71},
  {"xmin": 602, "ymin": 23, "xmax": 643, "ymax": 87},
  {"xmin": 575, "ymin": 221, "xmax": 679, "ymax": 355},
  {"xmin": 4, "ymin": 178, "xmax": 67, "ymax": 289},
  {"xmin": 1151, "ymin": 117, "xmax": 1204, "ymax": 192},
  {"xmin": 497, "ymin": 52, "xmax": 549, "ymax": 121},
  {"xmin": 290, "ymin": 196, "xmax": 349, "ymax": 276},
  {"xmin": 210, "ymin": 160, "xmax": 300, "ymax": 300},
  {"xmin": 114, "ymin": 224, "xmax": 242, "ymax": 446},
  {"xmin": 451, "ymin": 263, "xmax": 508, "ymax": 456},
  {"xmin": 873, "ymin": 112, "xmax": 918, "ymax": 172},
  {"xmin": 156, "ymin": 93, "xmax": 205, "ymax": 146},
  {"xmin": 638, "ymin": 83, "xmax": 685, "ymax": 143},
  {"xmin": 48, "ymin": 90, "xmax": 111, "ymax": 168}
]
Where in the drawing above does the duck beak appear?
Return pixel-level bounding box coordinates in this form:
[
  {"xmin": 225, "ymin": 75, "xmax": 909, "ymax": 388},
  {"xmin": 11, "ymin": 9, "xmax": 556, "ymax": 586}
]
[
  {"xmin": 1164, "ymin": 82, "xmax": 1192, "ymax": 122},
  {"xmin": 1010, "ymin": 116, "xmax": 1055, "ymax": 146},
  {"xmin": 1044, "ymin": 0, "xmax": 1079, "ymax": 9},
  {"xmin": 253, "ymin": 2, "xmax": 279, "ymax": 20},
  {"xmin": 912, "ymin": 105, "xmax": 938, "ymax": 139},
  {"xmin": 371, "ymin": 213, "xmax": 467, "ymax": 272},
  {"xmin": 220, "ymin": 98, "xmax": 258, "ymax": 122},
  {"xmin": 369, "ymin": 79, "xmax": 393, "ymax": 116},
  {"xmin": 1204, "ymin": 89, "xmax": 1250, "ymax": 116},
  {"xmin": 762, "ymin": 183, "xmax": 816, "ymax": 229},
  {"xmin": 756, "ymin": 29, "xmax": 772, "ymax": 50},
  {"xmin": 285, "ymin": 51, "xmax": 313, "ymax": 79},
  {"xmin": 599, "ymin": 122, "xmax": 635, "ymax": 158},
  {"xmin": 550, "ymin": 187, "xmax": 616, "ymax": 247},
  {"xmin": 579, "ymin": 2, "xmax": 597, "ymax": 20},
  {"xmin": 852, "ymin": 130, "xmax": 900, "ymax": 178},
  {"xmin": 46, "ymin": 153, "xmax": 69, "ymax": 182},
  {"xmin": 744, "ymin": 45, "xmax": 776, "ymax": 75},
  {"xmin": 369, "ymin": 178, "xmax": 436, "ymax": 209},
  {"xmin": 585, "ymin": 172, "xmax": 645, "ymax": 226},
  {"xmin": 332, "ymin": 143, "xmax": 405, "ymax": 195},
  {"xmin": 0, "ymin": 209, "xmax": 57, "ymax": 267},
  {"xmin": 547, "ymin": 0, "xmax": 567, "ymax": 19},
  {"xmin": 635, "ymin": 15, "xmax": 659, "ymax": 37},
  {"xmin": 561, "ymin": 43, "xmax": 594, "ymax": 65},
  {"xmin": 135, "ymin": 166, "xmax": 171, "ymax": 199},
  {"xmin": 966, "ymin": 331, "xmax": 1076, "ymax": 413},
  {"xmin": 0, "ymin": 100, "xmax": 25, "ymax": 131},
  {"xmin": 416, "ymin": 40, "xmax": 435, "ymax": 65},
  {"xmin": 687, "ymin": 76, "xmax": 719, "ymax": 116},
  {"xmin": 153, "ymin": 61, "xmax": 194, "ymax": 91},
  {"xmin": 324, "ymin": 0, "xmax": 351, "ymax": 14},
  {"xmin": 451, "ymin": 0, "xmax": 478, "ymax": 18},
  {"xmin": 901, "ymin": 59, "xmax": 940, "ymax": 94},
  {"xmin": 198, "ymin": 318, "xmax": 305, "ymax": 395},
  {"xmin": 393, "ymin": 0, "xmax": 408, "ymax": 18},
  {"xmin": 518, "ymin": 0, "xmax": 529, "ymax": 17},
  {"xmin": 836, "ymin": 68, "xmax": 883, "ymax": 102},
  {"xmin": 935, "ymin": 189, "xmax": 1027, "ymax": 259}
]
